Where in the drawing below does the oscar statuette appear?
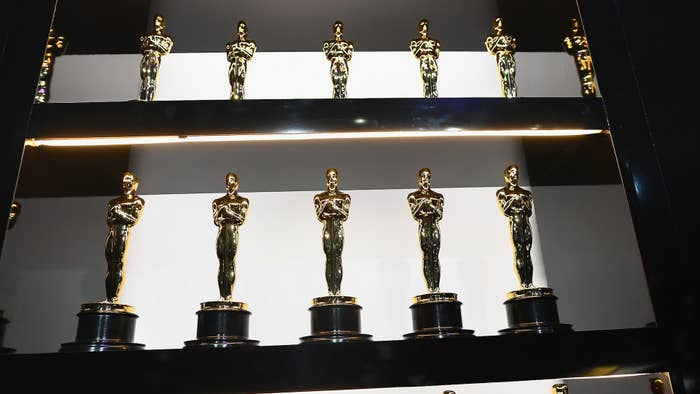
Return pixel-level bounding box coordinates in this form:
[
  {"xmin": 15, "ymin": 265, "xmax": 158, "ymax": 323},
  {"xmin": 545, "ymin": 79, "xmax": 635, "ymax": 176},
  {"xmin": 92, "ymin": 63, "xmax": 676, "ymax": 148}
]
[
  {"xmin": 61, "ymin": 172, "xmax": 146, "ymax": 352},
  {"xmin": 0, "ymin": 201, "xmax": 22, "ymax": 353},
  {"xmin": 404, "ymin": 169, "xmax": 473, "ymax": 339},
  {"xmin": 185, "ymin": 173, "xmax": 258, "ymax": 348},
  {"xmin": 300, "ymin": 168, "xmax": 372, "ymax": 343},
  {"xmin": 34, "ymin": 28, "xmax": 66, "ymax": 103},
  {"xmin": 496, "ymin": 165, "xmax": 572, "ymax": 334},
  {"xmin": 485, "ymin": 18, "xmax": 517, "ymax": 98},
  {"xmin": 226, "ymin": 21, "xmax": 257, "ymax": 100},
  {"xmin": 410, "ymin": 19, "xmax": 440, "ymax": 98},
  {"xmin": 323, "ymin": 21, "xmax": 354, "ymax": 99},
  {"xmin": 138, "ymin": 14, "xmax": 173, "ymax": 101},
  {"xmin": 563, "ymin": 18, "xmax": 597, "ymax": 97}
]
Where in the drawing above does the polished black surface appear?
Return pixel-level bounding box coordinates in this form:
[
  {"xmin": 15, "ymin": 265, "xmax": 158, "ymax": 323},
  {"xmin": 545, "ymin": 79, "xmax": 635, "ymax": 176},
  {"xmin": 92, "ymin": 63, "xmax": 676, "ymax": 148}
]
[
  {"xmin": 500, "ymin": 293, "xmax": 573, "ymax": 335},
  {"xmin": 405, "ymin": 300, "xmax": 474, "ymax": 339},
  {"xmin": 0, "ymin": 328, "xmax": 669, "ymax": 393},
  {"xmin": 60, "ymin": 310, "xmax": 144, "ymax": 352},
  {"xmin": 27, "ymin": 97, "xmax": 606, "ymax": 139},
  {"xmin": 184, "ymin": 308, "xmax": 258, "ymax": 348}
]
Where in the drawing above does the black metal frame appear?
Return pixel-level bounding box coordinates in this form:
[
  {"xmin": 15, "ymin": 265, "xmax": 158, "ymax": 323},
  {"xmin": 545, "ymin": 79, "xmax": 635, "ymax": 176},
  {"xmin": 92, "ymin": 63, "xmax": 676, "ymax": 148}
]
[{"xmin": 0, "ymin": 0, "xmax": 695, "ymax": 392}]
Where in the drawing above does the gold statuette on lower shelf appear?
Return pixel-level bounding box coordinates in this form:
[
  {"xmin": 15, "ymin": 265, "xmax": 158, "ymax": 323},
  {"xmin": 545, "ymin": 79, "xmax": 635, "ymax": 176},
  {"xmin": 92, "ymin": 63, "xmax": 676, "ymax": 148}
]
[
  {"xmin": 185, "ymin": 172, "xmax": 258, "ymax": 347},
  {"xmin": 410, "ymin": 19, "xmax": 440, "ymax": 98},
  {"xmin": 496, "ymin": 164, "xmax": 572, "ymax": 334},
  {"xmin": 226, "ymin": 21, "xmax": 257, "ymax": 100},
  {"xmin": 138, "ymin": 14, "xmax": 173, "ymax": 101},
  {"xmin": 323, "ymin": 22, "xmax": 354, "ymax": 99},
  {"xmin": 485, "ymin": 17, "xmax": 517, "ymax": 98},
  {"xmin": 553, "ymin": 383, "xmax": 568, "ymax": 394},
  {"xmin": 404, "ymin": 168, "xmax": 473, "ymax": 339},
  {"xmin": 563, "ymin": 18, "xmax": 597, "ymax": 97},
  {"xmin": 61, "ymin": 172, "xmax": 146, "ymax": 352},
  {"xmin": 301, "ymin": 168, "xmax": 371, "ymax": 343}
]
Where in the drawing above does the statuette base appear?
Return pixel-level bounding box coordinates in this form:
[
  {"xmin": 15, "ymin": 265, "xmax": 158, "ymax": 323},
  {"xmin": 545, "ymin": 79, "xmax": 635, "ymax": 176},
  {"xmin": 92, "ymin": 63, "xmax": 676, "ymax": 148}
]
[
  {"xmin": 499, "ymin": 287, "xmax": 573, "ymax": 335},
  {"xmin": 184, "ymin": 300, "xmax": 258, "ymax": 348},
  {"xmin": 404, "ymin": 292, "xmax": 474, "ymax": 339},
  {"xmin": 300, "ymin": 296, "xmax": 372, "ymax": 343},
  {"xmin": 60, "ymin": 303, "xmax": 144, "ymax": 352}
]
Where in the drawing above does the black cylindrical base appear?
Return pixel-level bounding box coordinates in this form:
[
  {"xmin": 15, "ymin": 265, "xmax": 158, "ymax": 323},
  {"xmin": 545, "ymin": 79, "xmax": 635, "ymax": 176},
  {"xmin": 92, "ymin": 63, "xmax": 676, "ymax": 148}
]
[
  {"xmin": 184, "ymin": 307, "xmax": 258, "ymax": 348},
  {"xmin": 499, "ymin": 289, "xmax": 573, "ymax": 335},
  {"xmin": 404, "ymin": 299, "xmax": 474, "ymax": 339},
  {"xmin": 60, "ymin": 310, "xmax": 145, "ymax": 352},
  {"xmin": 300, "ymin": 302, "xmax": 372, "ymax": 343},
  {"xmin": 0, "ymin": 311, "xmax": 15, "ymax": 354}
]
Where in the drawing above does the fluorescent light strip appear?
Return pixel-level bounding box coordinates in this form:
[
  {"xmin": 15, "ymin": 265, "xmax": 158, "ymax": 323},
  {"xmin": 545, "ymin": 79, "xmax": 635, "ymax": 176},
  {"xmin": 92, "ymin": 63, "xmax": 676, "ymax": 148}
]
[{"xmin": 26, "ymin": 129, "xmax": 602, "ymax": 147}]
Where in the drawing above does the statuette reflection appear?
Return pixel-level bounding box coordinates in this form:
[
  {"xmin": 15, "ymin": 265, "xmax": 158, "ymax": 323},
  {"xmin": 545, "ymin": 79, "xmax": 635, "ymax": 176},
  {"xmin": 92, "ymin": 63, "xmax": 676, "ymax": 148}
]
[
  {"xmin": 212, "ymin": 173, "xmax": 249, "ymax": 301},
  {"xmin": 485, "ymin": 17, "xmax": 517, "ymax": 98},
  {"xmin": 323, "ymin": 21, "xmax": 354, "ymax": 99},
  {"xmin": 314, "ymin": 168, "xmax": 351, "ymax": 295},
  {"xmin": 408, "ymin": 168, "xmax": 444, "ymax": 293},
  {"xmin": 410, "ymin": 19, "xmax": 440, "ymax": 98},
  {"xmin": 35, "ymin": 28, "xmax": 65, "ymax": 103},
  {"xmin": 104, "ymin": 172, "xmax": 145, "ymax": 303},
  {"xmin": 496, "ymin": 165, "xmax": 534, "ymax": 288},
  {"xmin": 563, "ymin": 18, "xmax": 596, "ymax": 97},
  {"xmin": 8, "ymin": 201, "xmax": 21, "ymax": 230},
  {"xmin": 226, "ymin": 21, "xmax": 257, "ymax": 100},
  {"xmin": 138, "ymin": 14, "xmax": 173, "ymax": 101}
]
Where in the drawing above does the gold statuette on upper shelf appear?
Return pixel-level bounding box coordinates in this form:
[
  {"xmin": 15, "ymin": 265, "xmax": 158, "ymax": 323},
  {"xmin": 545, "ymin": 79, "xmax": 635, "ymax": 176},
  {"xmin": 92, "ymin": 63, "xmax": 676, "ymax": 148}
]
[
  {"xmin": 323, "ymin": 22, "xmax": 354, "ymax": 99},
  {"xmin": 139, "ymin": 14, "xmax": 173, "ymax": 101},
  {"xmin": 35, "ymin": 28, "xmax": 66, "ymax": 103},
  {"xmin": 563, "ymin": 18, "xmax": 597, "ymax": 97},
  {"xmin": 226, "ymin": 21, "xmax": 257, "ymax": 100},
  {"xmin": 485, "ymin": 17, "xmax": 517, "ymax": 98},
  {"xmin": 410, "ymin": 19, "xmax": 440, "ymax": 98}
]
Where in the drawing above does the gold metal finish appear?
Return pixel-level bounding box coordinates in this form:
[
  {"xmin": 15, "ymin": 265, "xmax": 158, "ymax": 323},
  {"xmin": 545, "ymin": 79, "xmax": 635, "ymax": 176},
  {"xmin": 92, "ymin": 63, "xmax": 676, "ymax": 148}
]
[
  {"xmin": 412, "ymin": 292, "xmax": 458, "ymax": 304},
  {"xmin": 563, "ymin": 18, "xmax": 597, "ymax": 97},
  {"xmin": 410, "ymin": 19, "xmax": 440, "ymax": 98},
  {"xmin": 226, "ymin": 21, "xmax": 257, "ymax": 100},
  {"xmin": 552, "ymin": 384, "xmax": 568, "ymax": 394},
  {"xmin": 314, "ymin": 168, "xmax": 351, "ymax": 295},
  {"xmin": 138, "ymin": 14, "xmax": 173, "ymax": 101},
  {"xmin": 323, "ymin": 21, "xmax": 354, "ymax": 99},
  {"xmin": 8, "ymin": 201, "xmax": 21, "ymax": 230},
  {"xmin": 312, "ymin": 295, "xmax": 357, "ymax": 306},
  {"xmin": 104, "ymin": 172, "xmax": 145, "ymax": 303},
  {"xmin": 408, "ymin": 168, "xmax": 444, "ymax": 292},
  {"xmin": 80, "ymin": 302, "xmax": 135, "ymax": 314},
  {"xmin": 201, "ymin": 300, "xmax": 249, "ymax": 311},
  {"xmin": 496, "ymin": 164, "xmax": 534, "ymax": 288},
  {"xmin": 35, "ymin": 28, "xmax": 65, "ymax": 103},
  {"xmin": 650, "ymin": 378, "xmax": 665, "ymax": 394},
  {"xmin": 212, "ymin": 172, "xmax": 249, "ymax": 302},
  {"xmin": 485, "ymin": 17, "xmax": 517, "ymax": 98},
  {"xmin": 506, "ymin": 287, "xmax": 553, "ymax": 301}
]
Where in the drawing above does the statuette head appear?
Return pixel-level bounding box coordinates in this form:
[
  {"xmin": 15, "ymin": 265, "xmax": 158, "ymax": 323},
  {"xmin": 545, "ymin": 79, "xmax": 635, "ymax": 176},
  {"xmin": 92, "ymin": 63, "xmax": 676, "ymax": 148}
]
[
  {"xmin": 122, "ymin": 172, "xmax": 139, "ymax": 195},
  {"xmin": 504, "ymin": 164, "xmax": 519, "ymax": 187},
  {"xmin": 237, "ymin": 21, "xmax": 248, "ymax": 40},
  {"xmin": 418, "ymin": 19, "xmax": 429, "ymax": 39},
  {"xmin": 493, "ymin": 17, "xmax": 503, "ymax": 35},
  {"xmin": 570, "ymin": 18, "xmax": 580, "ymax": 34},
  {"xmin": 226, "ymin": 172, "xmax": 239, "ymax": 193},
  {"xmin": 326, "ymin": 168, "xmax": 339, "ymax": 192},
  {"xmin": 333, "ymin": 21, "xmax": 343, "ymax": 41},
  {"xmin": 154, "ymin": 14, "xmax": 166, "ymax": 34},
  {"xmin": 418, "ymin": 168, "xmax": 432, "ymax": 191}
]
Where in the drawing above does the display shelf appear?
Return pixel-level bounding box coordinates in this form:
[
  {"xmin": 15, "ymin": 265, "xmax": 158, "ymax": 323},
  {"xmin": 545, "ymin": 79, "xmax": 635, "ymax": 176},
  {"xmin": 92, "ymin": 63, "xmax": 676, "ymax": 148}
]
[
  {"xmin": 0, "ymin": 328, "xmax": 666, "ymax": 393},
  {"xmin": 26, "ymin": 97, "xmax": 606, "ymax": 140}
]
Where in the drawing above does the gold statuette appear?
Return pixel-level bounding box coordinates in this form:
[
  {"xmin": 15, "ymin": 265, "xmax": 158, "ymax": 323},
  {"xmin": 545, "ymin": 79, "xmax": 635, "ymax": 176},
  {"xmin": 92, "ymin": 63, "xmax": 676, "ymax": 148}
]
[
  {"xmin": 323, "ymin": 21, "xmax": 354, "ymax": 99},
  {"xmin": 650, "ymin": 378, "xmax": 665, "ymax": 394},
  {"xmin": 35, "ymin": 28, "xmax": 65, "ymax": 103},
  {"xmin": 563, "ymin": 18, "xmax": 596, "ymax": 97},
  {"xmin": 8, "ymin": 201, "xmax": 21, "ymax": 230},
  {"xmin": 104, "ymin": 172, "xmax": 145, "ymax": 303},
  {"xmin": 410, "ymin": 19, "xmax": 440, "ymax": 98},
  {"xmin": 138, "ymin": 14, "xmax": 173, "ymax": 101},
  {"xmin": 552, "ymin": 384, "xmax": 568, "ymax": 394},
  {"xmin": 314, "ymin": 168, "xmax": 351, "ymax": 295},
  {"xmin": 485, "ymin": 17, "xmax": 517, "ymax": 98},
  {"xmin": 496, "ymin": 165, "xmax": 534, "ymax": 288},
  {"xmin": 226, "ymin": 21, "xmax": 257, "ymax": 100},
  {"xmin": 212, "ymin": 172, "xmax": 249, "ymax": 301},
  {"xmin": 408, "ymin": 168, "xmax": 444, "ymax": 293}
]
